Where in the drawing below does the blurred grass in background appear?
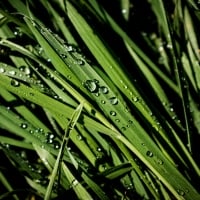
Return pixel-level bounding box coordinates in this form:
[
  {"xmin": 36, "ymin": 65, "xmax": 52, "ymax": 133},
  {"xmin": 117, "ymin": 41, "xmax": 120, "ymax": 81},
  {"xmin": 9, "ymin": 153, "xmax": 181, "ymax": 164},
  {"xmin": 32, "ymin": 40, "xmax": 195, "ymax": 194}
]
[{"xmin": 0, "ymin": 0, "xmax": 200, "ymax": 199}]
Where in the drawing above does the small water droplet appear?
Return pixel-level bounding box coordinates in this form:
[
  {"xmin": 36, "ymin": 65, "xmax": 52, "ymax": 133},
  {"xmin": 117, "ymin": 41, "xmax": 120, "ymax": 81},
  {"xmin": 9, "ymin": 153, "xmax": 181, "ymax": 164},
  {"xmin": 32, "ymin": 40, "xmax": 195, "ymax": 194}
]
[
  {"xmin": 54, "ymin": 141, "xmax": 60, "ymax": 149},
  {"xmin": 109, "ymin": 97, "xmax": 118, "ymax": 105},
  {"xmin": 60, "ymin": 53, "xmax": 67, "ymax": 59},
  {"xmin": 19, "ymin": 66, "xmax": 31, "ymax": 75},
  {"xmin": 100, "ymin": 86, "xmax": 108, "ymax": 94},
  {"xmin": 20, "ymin": 123, "xmax": 28, "ymax": 129},
  {"xmin": 110, "ymin": 111, "xmax": 116, "ymax": 116},
  {"xmin": 97, "ymin": 147, "xmax": 102, "ymax": 152},
  {"xmin": 133, "ymin": 97, "xmax": 139, "ymax": 102},
  {"xmin": 122, "ymin": 9, "xmax": 127, "ymax": 14},
  {"xmin": 71, "ymin": 179, "xmax": 78, "ymax": 187},
  {"xmin": 11, "ymin": 79, "xmax": 20, "ymax": 87},
  {"xmin": 121, "ymin": 127, "xmax": 126, "ymax": 131},
  {"xmin": 9, "ymin": 71, "xmax": 16, "ymax": 75},
  {"xmin": 157, "ymin": 159, "xmax": 164, "ymax": 165},
  {"xmin": 0, "ymin": 68, "xmax": 5, "ymax": 73},
  {"xmin": 76, "ymin": 134, "xmax": 82, "ymax": 141},
  {"xmin": 177, "ymin": 189, "xmax": 185, "ymax": 196},
  {"xmin": 146, "ymin": 151, "xmax": 153, "ymax": 157},
  {"xmin": 101, "ymin": 100, "xmax": 106, "ymax": 104},
  {"xmin": 84, "ymin": 79, "xmax": 99, "ymax": 93}
]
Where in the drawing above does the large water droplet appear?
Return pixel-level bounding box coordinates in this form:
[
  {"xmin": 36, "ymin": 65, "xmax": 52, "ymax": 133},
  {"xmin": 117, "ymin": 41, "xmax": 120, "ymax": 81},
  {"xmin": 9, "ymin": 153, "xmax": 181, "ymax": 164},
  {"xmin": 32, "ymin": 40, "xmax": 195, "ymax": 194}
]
[
  {"xmin": 84, "ymin": 79, "xmax": 99, "ymax": 93},
  {"xmin": 11, "ymin": 79, "xmax": 20, "ymax": 87},
  {"xmin": 109, "ymin": 97, "xmax": 118, "ymax": 105}
]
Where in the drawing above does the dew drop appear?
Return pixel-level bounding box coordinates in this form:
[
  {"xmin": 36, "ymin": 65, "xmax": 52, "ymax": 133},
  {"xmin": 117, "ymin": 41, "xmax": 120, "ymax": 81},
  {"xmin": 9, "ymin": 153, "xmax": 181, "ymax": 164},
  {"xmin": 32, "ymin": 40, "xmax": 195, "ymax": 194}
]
[
  {"xmin": 100, "ymin": 86, "xmax": 109, "ymax": 94},
  {"xmin": 20, "ymin": 123, "xmax": 28, "ymax": 129},
  {"xmin": 76, "ymin": 134, "xmax": 82, "ymax": 141},
  {"xmin": 11, "ymin": 79, "xmax": 20, "ymax": 87},
  {"xmin": 121, "ymin": 127, "xmax": 126, "ymax": 131},
  {"xmin": 109, "ymin": 97, "xmax": 118, "ymax": 105},
  {"xmin": 53, "ymin": 141, "xmax": 60, "ymax": 149},
  {"xmin": 157, "ymin": 159, "xmax": 164, "ymax": 165},
  {"xmin": 115, "ymin": 119, "xmax": 120, "ymax": 122},
  {"xmin": 97, "ymin": 147, "xmax": 102, "ymax": 152},
  {"xmin": 133, "ymin": 97, "xmax": 139, "ymax": 102},
  {"xmin": 177, "ymin": 189, "xmax": 185, "ymax": 196},
  {"xmin": 122, "ymin": 9, "xmax": 127, "ymax": 14},
  {"xmin": 101, "ymin": 100, "xmax": 106, "ymax": 104},
  {"xmin": 0, "ymin": 68, "xmax": 5, "ymax": 73},
  {"xmin": 19, "ymin": 66, "xmax": 31, "ymax": 75},
  {"xmin": 110, "ymin": 111, "xmax": 116, "ymax": 116},
  {"xmin": 146, "ymin": 151, "xmax": 153, "ymax": 157},
  {"xmin": 9, "ymin": 70, "xmax": 16, "ymax": 75},
  {"xmin": 84, "ymin": 79, "xmax": 99, "ymax": 93},
  {"xmin": 71, "ymin": 179, "xmax": 78, "ymax": 187},
  {"xmin": 60, "ymin": 53, "xmax": 67, "ymax": 59}
]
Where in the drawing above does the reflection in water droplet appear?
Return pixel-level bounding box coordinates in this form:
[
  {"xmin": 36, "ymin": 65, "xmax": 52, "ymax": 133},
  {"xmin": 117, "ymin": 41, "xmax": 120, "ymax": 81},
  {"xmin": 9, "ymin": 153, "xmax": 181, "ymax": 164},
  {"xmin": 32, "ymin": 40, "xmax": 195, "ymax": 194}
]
[
  {"xmin": 11, "ymin": 79, "xmax": 20, "ymax": 87},
  {"xmin": 146, "ymin": 151, "xmax": 153, "ymax": 157},
  {"xmin": 84, "ymin": 79, "xmax": 99, "ymax": 93},
  {"xmin": 109, "ymin": 97, "xmax": 118, "ymax": 105},
  {"xmin": 110, "ymin": 111, "xmax": 116, "ymax": 116}
]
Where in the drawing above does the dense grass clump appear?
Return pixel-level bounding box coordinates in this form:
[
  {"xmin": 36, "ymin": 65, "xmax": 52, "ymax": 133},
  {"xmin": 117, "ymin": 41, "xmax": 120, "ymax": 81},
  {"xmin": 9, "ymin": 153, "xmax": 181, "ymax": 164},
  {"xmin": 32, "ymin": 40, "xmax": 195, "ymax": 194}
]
[{"xmin": 0, "ymin": 0, "xmax": 200, "ymax": 199}]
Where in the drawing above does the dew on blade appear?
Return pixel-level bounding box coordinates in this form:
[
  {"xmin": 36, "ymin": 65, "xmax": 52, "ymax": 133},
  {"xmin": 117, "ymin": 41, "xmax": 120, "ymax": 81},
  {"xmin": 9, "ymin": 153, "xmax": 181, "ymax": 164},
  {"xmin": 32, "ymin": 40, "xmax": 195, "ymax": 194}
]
[
  {"xmin": 100, "ymin": 86, "xmax": 109, "ymax": 94},
  {"xmin": 109, "ymin": 97, "xmax": 118, "ymax": 105},
  {"xmin": 146, "ymin": 150, "xmax": 153, "ymax": 157},
  {"xmin": 11, "ymin": 79, "xmax": 20, "ymax": 87},
  {"xmin": 84, "ymin": 79, "xmax": 99, "ymax": 93},
  {"xmin": 0, "ymin": 67, "xmax": 5, "ymax": 73},
  {"xmin": 20, "ymin": 123, "xmax": 28, "ymax": 129},
  {"xmin": 110, "ymin": 111, "xmax": 116, "ymax": 116}
]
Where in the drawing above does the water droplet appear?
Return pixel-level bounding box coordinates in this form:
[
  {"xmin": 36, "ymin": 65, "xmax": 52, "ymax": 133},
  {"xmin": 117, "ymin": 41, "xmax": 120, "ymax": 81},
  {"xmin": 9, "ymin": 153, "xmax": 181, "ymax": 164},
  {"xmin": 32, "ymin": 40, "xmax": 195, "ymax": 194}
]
[
  {"xmin": 146, "ymin": 151, "xmax": 153, "ymax": 157},
  {"xmin": 97, "ymin": 147, "xmax": 102, "ymax": 152},
  {"xmin": 0, "ymin": 68, "xmax": 5, "ymax": 73},
  {"xmin": 76, "ymin": 59, "xmax": 85, "ymax": 65},
  {"xmin": 60, "ymin": 53, "xmax": 67, "ymax": 59},
  {"xmin": 84, "ymin": 79, "xmax": 99, "ymax": 93},
  {"xmin": 71, "ymin": 179, "xmax": 78, "ymax": 187},
  {"xmin": 9, "ymin": 70, "xmax": 16, "ymax": 75},
  {"xmin": 132, "ymin": 97, "xmax": 139, "ymax": 102},
  {"xmin": 100, "ymin": 86, "xmax": 109, "ymax": 94},
  {"xmin": 122, "ymin": 9, "xmax": 127, "ymax": 14},
  {"xmin": 177, "ymin": 189, "xmax": 185, "ymax": 196},
  {"xmin": 128, "ymin": 120, "xmax": 133, "ymax": 124},
  {"xmin": 109, "ymin": 97, "xmax": 118, "ymax": 105},
  {"xmin": 76, "ymin": 134, "xmax": 82, "ymax": 141},
  {"xmin": 19, "ymin": 66, "xmax": 31, "ymax": 75},
  {"xmin": 115, "ymin": 119, "xmax": 120, "ymax": 122},
  {"xmin": 101, "ymin": 100, "xmax": 106, "ymax": 104},
  {"xmin": 157, "ymin": 159, "xmax": 164, "ymax": 165},
  {"xmin": 11, "ymin": 79, "xmax": 20, "ymax": 87},
  {"xmin": 110, "ymin": 111, "xmax": 116, "ymax": 116},
  {"xmin": 54, "ymin": 141, "xmax": 60, "ymax": 149},
  {"xmin": 121, "ymin": 127, "xmax": 126, "ymax": 131},
  {"xmin": 20, "ymin": 123, "xmax": 28, "ymax": 129}
]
